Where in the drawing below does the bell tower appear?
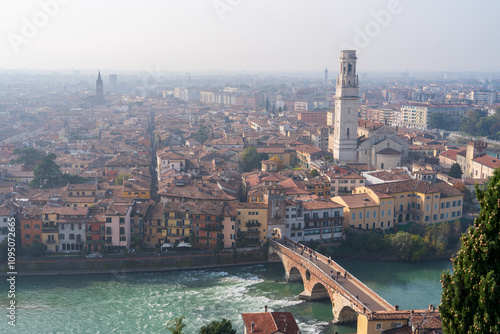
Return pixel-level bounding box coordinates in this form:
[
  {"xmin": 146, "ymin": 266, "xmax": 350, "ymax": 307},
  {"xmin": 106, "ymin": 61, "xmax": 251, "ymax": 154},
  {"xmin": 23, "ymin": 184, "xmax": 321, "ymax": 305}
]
[
  {"xmin": 96, "ymin": 71, "xmax": 104, "ymax": 101},
  {"xmin": 332, "ymin": 50, "xmax": 359, "ymax": 163}
]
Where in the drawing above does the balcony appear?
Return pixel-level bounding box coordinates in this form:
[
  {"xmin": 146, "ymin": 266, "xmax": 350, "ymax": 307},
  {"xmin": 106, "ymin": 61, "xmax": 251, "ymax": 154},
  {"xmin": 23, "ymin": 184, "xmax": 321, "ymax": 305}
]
[
  {"xmin": 246, "ymin": 222, "xmax": 261, "ymax": 227},
  {"xmin": 46, "ymin": 239, "xmax": 56, "ymax": 244},
  {"xmin": 199, "ymin": 225, "xmax": 222, "ymax": 232}
]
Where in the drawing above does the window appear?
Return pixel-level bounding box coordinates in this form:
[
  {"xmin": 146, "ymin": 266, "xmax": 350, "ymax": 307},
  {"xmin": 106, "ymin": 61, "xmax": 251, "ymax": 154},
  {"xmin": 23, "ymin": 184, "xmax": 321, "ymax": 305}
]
[
  {"xmin": 381, "ymin": 210, "xmax": 385, "ymax": 218},
  {"xmin": 425, "ymin": 215, "xmax": 430, "ymax": 222},
  {"xmin": 359, "ymin": 212, "xmax": 362, "ymax": 220},
  {"xmin": 381, "ymin": 221, "xmax": 384, "ymax": 228},
  {"xmin": 434, "ymin": 203, "xmax": 438, "ymax": 210},
  {"xmin": 24, "ymin": 224, "xmax": 30, "ymax": 229},
  {"xmin": 457, "ymin": 211, "xmax": 461, "ymax": 217},
  {"xmin": 388, "ymin": 209, "xmax": 391, "ymax": 216},
  {"xmin": 373, "ymin": 211, "xmax": 377, "ymax": 218},
  {"xmin": 352, "ymin": 213, "xmax": 356, "ymax": 220},
  {"xmin": 106, "ymin": 227, "xmax": 112, "ymax": 234},
  {"xmin": 106, "ymin": 217, "xmax": 112, "ymax": 223}
]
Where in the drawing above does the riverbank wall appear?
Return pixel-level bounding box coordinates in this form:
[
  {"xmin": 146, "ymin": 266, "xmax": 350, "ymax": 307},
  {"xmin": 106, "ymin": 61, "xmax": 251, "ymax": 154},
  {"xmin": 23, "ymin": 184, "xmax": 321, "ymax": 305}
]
[{"xmin": 2, "ymin": 248, "xmax": 268, "ymax": 276}]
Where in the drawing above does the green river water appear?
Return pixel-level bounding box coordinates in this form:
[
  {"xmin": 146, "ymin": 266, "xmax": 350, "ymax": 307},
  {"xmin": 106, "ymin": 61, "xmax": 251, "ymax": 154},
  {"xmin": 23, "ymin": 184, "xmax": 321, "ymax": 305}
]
[{"xmin": 0, "ymin": 259, "xmax": 452, "ymax": 334}]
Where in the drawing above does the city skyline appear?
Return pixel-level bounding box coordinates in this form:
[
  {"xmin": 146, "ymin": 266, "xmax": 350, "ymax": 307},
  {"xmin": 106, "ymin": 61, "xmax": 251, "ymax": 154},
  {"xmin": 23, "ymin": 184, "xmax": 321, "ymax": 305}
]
[{"xmin": 1, "ymin": 0, "xmax": 499, "ymax": 73}]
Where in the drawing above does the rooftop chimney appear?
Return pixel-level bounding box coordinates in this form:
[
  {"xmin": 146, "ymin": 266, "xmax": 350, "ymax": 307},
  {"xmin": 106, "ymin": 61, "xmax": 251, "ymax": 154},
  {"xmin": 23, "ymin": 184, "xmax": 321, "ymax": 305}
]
[
  {"xmin": 394, "ymin": 305, "xmax": 399, "ymax": 311},
  {"xmin": 251, "ymin": 322, "xmax": 255, "ymax": 333},
  {"xmin": 264, "ymin": 305, "xmax": 268, "ymax": 312}
]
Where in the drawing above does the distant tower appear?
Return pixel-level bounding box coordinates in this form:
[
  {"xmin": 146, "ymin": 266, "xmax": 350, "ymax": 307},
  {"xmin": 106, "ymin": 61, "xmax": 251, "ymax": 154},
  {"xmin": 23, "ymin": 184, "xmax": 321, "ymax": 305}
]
[
  {"xmin": 324, "ymin": 68, "xmax": 328, "ymax": 86},
  {"xmin": 96, "ymin": 71, "xmax": 104, "ymax": 99},
  {"xmin": 109, "ymin": 74, "xmax": 117, "ymax": 88},
  {"xmin": 332, "ymin": 50, "xmax": 359, "ymax": 163}
]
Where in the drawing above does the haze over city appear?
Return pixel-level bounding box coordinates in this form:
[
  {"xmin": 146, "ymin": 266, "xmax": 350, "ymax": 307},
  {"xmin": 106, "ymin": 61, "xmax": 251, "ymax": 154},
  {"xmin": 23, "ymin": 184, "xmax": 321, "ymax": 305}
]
[{"xmin": 1, "ymin": 0, "xmax": 499, "ymax": 73}]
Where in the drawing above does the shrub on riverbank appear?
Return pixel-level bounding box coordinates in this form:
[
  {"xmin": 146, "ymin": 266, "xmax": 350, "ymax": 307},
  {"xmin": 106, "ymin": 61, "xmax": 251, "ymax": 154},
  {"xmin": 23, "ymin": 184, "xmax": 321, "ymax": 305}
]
[{"xmin": 308, "ymin": 220, "xmax": 466, "ymax": 262}]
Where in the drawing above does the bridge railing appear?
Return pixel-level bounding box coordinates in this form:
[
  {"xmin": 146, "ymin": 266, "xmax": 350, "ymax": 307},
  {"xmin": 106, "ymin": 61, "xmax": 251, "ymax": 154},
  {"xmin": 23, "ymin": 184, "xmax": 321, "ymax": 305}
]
[
  {"xmin": 269, "ymin": 239, "xmax": 370, "ymax": 313},
  {"xmin": 272, "ymin": 238, "xmax": 393, "ymax": 312}
]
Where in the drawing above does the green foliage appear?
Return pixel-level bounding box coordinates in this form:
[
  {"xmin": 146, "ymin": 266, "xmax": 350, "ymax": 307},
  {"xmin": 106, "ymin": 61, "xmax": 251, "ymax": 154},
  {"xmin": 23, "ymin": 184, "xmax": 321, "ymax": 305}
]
[
  {"xmin": 0, "ymin": 239, "xmax": 9, "ymax": 262},
  {"xmin": 199, "ymin": 319, "xmax": 236, "ymax": 334},
  {"xmin": 440, "ymin": 168, "xmax": 500, "ymax": 333},
  {"xmin": 448, "ymin": 163, "xmax": 462, "ymax": 179},
  {"xmin": 62, "ymin": 173, "xmax": 88, "ymax": 185},
  {"xmin": 310, "ymin": 169, "xmax": 319, "ymax": 178},
  {"xmin": 115, "ymin": 173, "xmax": 131, "ymax": 185},
  {"xmin": 30, "ymin": 153, "xmax": 64, "ymax": 188},
  {"xmin": 21, "ymin": 241, "xmax": 46, "ymax": 257},
  {"xmin": 241, "ymin": 146, "xmax": 268, "ymax": 172},
  {"xmin": 193, "ymin": 125, "xmax": 210, "ymax": 144},
  {"xmin": 10, "ymin": 147, "xmax": 43, "ymax": 165},
  {"xmin": 428, "ymin": 112, "xmax": 448, "ymax": 130},
  {"xmin": 269, "ymin": 156, "xmax": 284, "ymax": 170},
  {"xmin": 29, "ymin": 154, "xmax": 88, "ymax": 188},
  {"xmin": 166, "ymin": 316, "xmax": 186, "ymax": 334},
  {"xmin": 458, "ymin": 109, "xmax": 500, "ymax": 139}
]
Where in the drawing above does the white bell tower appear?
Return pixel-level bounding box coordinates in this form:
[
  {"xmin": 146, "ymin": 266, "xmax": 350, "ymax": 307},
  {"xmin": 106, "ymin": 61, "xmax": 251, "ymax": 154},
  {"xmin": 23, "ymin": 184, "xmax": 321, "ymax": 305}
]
[{"xmin": 332, "ymin": 50, "xmax": 359, "ymax": 163}]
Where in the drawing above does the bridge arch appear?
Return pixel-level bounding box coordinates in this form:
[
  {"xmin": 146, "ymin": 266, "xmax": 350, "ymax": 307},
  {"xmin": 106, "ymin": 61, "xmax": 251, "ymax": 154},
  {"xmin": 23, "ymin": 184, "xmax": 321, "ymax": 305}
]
[
  {"xmin": 287, "ymin": 266, "xmax": 303, "ymax": 282},
  {"xmin": 310, "ymin": 282, "xmax": 331, "ymax": 301},
  {"xmin": 337, "ymin": 305, "xmax": 358, "ymax": 324}
]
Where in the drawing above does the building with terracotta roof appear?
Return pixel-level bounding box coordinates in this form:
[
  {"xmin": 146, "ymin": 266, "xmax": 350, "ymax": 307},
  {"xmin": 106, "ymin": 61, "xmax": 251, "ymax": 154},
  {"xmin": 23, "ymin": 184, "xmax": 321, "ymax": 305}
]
[
  {"xmin": 353, "ymin": 179, "xmax": 463, "ymax": 225},
  {"xmin": 357, "ymin": 306, "xmax": 442, "ymax": 334},
  {"xmin": 241, "ymin": 310, "xmax": 301, "ymax": 334},
  {"xmin": 471, "ymin": 153, "xmax": 500, "ymax": 179}
]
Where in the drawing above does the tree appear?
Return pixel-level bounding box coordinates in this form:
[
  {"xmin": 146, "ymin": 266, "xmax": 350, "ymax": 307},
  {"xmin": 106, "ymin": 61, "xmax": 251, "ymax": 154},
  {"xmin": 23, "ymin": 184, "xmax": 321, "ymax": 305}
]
[
  {"xmin": 271, "ymin": 104, "xmax": 275, "ymax": 114},
  {"xmin": 116, "ymin": 173, "xmax": 131, "ymax": 185},
  {"xmin": 269, "ymin": 156, "xmax": 284, "ymax": 170},
  {"xmin": 440, "ymin": 168, "xmax": 500, "ymax": 333},
  {"xmin": 278, "ymin": 106, "xmax": 282, "ymax": 114},
  {"xmin": 166, "ymin": 316, "xmax": 186, "ymax": 334},
  {"xmin": 199, "ymin": 319, "xmax": 236, "ymax": 334},
  {"xmin": 193, "ymin": 125, "xmax": 210, "ymax": 144},
  {"xmin": 265, "ymin": 97, "xmax": 270, "ymax": 111},
  {"xmin": 428, "ymin": 112, "xmax": 446, "ymax": 130},
  {"xmin": 10, "ymin": 147, "xmax": 43, "ymax": 166},
  {"xmin": 241, "ymin": 146, "xmax": 268, "ymax": 172},
  {"xmin": 310, "ymin": 169, "xmax": 319, "ymax": 178},
  {"xmin": 30, "ymin": 153, "xmax": 64, "ymax": 188},
  {"xmin": 448, "ymin": 163, "xmax": 463, "ymax": 179},
  {"xmin": 22, "ymin": 241, "xmax": 46, "ymax": 257}
]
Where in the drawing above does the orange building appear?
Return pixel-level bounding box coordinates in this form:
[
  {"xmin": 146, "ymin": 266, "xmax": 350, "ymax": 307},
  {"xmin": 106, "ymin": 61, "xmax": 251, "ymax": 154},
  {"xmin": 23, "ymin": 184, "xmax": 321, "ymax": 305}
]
[{"xmin": 20, "ymin": 207, "xmax": 43, "ymax": 248}]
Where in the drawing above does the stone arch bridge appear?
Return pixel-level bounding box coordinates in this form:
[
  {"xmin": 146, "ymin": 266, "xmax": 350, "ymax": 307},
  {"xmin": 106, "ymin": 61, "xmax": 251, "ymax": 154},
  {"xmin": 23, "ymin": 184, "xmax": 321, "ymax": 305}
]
[{"xmin": 268, "ymin": 239, "xmax": 393, "ymax": 323}]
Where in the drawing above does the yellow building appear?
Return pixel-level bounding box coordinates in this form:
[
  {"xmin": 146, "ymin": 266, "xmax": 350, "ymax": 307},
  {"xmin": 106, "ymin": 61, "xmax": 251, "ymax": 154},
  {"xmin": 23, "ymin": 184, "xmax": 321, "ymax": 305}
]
[
  {"xmin": 357, "ymin": 307, "xmax": 442, "ymax": 334},
  {"xmin": 256, "ymin": 148, "xmax": 296, "ymax": 167},
  {"xmin": 332, "ymin": 193, "xmax": 394, "ymax": 230},
  {"xmin": 163, "ymin": 207, "xmax": 192, "ymax": 243},
  {"xmin": 354, "ymin": 179, "xmax": 463, "ymax": 225},
  {"xmin": 122, "ymin": 182, "xmax": 151, "ymax": 200},
  {"xmin": 236, "ymin": 203, "xmax": 268, "ymax": 246}
]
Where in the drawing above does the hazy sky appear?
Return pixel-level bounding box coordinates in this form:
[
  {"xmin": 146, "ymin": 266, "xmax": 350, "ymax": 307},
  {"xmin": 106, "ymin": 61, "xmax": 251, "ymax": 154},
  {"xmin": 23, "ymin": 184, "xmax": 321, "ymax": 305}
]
[{"xmin": 1, "ymin": 0, "xmax": 499, "ymax": 73}]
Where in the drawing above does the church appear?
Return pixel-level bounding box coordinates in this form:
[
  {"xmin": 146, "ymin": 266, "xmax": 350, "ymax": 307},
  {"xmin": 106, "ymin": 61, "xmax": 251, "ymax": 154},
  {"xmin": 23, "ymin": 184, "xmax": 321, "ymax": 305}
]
[{"xmin": 329, "ymin": 50, "xmax": 408, "ymax": 170}]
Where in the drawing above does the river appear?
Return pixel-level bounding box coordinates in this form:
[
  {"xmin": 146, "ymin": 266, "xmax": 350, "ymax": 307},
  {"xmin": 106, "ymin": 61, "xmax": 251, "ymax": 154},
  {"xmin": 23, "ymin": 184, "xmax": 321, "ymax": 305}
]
[{"xmin": 0, "ymin": 260, "xmax": 452, "ymax": 334}]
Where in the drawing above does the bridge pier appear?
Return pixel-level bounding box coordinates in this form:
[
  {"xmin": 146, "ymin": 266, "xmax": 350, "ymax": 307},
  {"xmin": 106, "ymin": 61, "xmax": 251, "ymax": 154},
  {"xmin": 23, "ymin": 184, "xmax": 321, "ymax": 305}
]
[{"xmin": 298, "ymin": 289, "xmax": 330, "ymax": 301}]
